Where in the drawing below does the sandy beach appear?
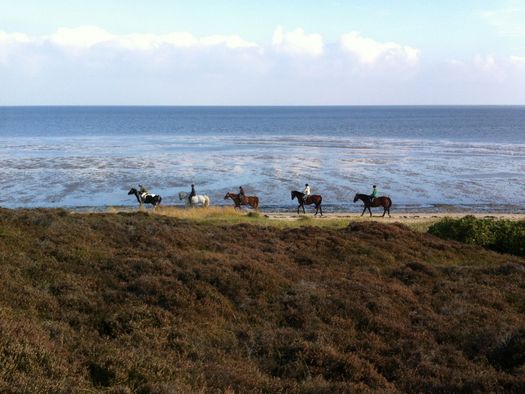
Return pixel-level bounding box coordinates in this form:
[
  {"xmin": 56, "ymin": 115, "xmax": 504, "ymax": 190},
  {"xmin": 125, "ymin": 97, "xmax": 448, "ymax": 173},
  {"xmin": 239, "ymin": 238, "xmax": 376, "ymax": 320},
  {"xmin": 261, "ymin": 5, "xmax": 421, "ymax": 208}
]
[{"xmin": 261, "ymin": 211, "xmax": 525, "ymax": 225}]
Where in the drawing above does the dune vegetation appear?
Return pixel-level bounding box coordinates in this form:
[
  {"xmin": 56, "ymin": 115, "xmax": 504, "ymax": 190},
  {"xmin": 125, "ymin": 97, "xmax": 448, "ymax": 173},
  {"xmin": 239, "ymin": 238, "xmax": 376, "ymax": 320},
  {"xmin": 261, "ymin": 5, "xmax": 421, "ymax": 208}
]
[
  {"xmin": 429, "ymin": 215, "xmax": 525, "ymax": 257},
  {"xmin": 1, "ymin": 208, "xmax": 524, "ymax": 392}
]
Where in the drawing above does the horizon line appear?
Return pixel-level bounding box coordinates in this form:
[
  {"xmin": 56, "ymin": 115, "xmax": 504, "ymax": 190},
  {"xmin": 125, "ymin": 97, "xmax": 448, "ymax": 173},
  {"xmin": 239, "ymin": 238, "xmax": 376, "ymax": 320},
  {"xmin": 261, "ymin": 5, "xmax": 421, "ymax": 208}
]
[{"xmin": 2, "ymin": 104, "xmax": 525, "ymax": 108}]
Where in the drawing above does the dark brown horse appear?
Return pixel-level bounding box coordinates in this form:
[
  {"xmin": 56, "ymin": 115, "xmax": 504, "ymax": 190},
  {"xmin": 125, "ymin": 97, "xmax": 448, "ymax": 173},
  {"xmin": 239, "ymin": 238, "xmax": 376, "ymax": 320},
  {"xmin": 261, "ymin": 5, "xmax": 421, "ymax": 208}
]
[
  {"xmin": 291, "ymin": 190, "xmax": 323, "ymax": 216},
  {"xmin": 353, "ymin": 193, "xmax": 391, "ymax": 217},
  {"xmin": 224, "ymin": 192, "xmax": 259, "ymax": 210}
]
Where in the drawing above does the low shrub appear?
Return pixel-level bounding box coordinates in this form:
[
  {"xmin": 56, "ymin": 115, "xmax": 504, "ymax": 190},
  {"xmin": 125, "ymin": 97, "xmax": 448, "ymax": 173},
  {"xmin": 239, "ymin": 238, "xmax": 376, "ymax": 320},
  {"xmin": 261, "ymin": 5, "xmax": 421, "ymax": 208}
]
[{"xmin": 428, "ymin": 216, "xmax": 525, "ymax": 256}]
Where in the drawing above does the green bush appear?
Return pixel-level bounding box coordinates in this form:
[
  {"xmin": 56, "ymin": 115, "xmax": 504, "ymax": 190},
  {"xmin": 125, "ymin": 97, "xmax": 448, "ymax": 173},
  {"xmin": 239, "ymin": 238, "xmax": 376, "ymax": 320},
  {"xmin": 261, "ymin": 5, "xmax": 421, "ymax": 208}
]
[{"xmin": 428, "ymin": 216, "xmax": 525, "ymax": 256}]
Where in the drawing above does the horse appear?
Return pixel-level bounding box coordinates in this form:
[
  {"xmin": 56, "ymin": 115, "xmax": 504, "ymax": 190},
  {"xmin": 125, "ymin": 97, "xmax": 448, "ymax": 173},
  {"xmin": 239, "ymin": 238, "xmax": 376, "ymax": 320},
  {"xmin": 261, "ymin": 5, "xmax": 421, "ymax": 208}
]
[
  {"xmin": 353, "ymin": 193, "xmax": 392, "ymax": 217},
  {"xmin": 224, "ymin": 192, "xmax": 259, "ymax": 210},
  {"xmin": 291, "ymin": 190, "xmax": 323, "ymax": 216},
  {"xmin": 178, "ymin": 191, "xmax": 210, "ymax": 208},
  {"xmin": 128, "ymin": 188, "xmax": 162, "ymax": 207}
]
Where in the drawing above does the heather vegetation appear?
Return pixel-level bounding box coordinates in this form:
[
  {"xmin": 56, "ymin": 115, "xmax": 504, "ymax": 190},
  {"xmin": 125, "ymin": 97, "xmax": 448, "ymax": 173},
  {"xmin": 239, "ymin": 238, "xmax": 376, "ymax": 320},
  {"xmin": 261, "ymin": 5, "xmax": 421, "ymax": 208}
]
[
  {"xmin": 429, "ymin": 216, "xmax": 525, "ymax": 257},
  {"xmin": 1, "ymin": 208, "xmax": 524, "ymax": 392}
]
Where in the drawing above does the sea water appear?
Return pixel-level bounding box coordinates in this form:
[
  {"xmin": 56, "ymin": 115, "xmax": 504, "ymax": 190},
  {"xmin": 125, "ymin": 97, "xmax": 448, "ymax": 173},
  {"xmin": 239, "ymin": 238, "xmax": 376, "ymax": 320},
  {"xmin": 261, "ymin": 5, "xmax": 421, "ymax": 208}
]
[{"xmin": 1, "ymin": 106, "xmax": 524, "ymax": 212}]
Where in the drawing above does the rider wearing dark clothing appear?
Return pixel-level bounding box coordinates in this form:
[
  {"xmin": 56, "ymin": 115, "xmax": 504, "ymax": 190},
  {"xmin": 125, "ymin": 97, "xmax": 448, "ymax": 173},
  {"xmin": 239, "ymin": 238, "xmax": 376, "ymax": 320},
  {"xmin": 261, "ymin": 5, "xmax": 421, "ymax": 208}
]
[
  {"xmin": 189, "ymin": 184, "xmax": 196, "ymax": 205},
  {"xmin": 238, "ymin": 186, "xmax": 245, "ymax": 203}
]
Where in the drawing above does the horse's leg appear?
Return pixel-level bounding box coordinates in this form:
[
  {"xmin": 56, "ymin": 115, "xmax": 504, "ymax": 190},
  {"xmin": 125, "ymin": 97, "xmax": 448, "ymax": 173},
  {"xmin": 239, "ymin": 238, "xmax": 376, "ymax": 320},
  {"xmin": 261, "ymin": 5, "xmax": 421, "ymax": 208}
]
[
  {"xmin": 319, "ymin": 204, "xmax": 323, "ymax": 216},
  {"xmin": 368, "ymin": 206, "xmax": 372, "ymax": 217},
  {"xmin": 361, "ymin": 205, "xmax": 366, "ymax": 216},
  {"xmin": 382, "ymin": 206, "xmax": 386, "ymax": 217}
]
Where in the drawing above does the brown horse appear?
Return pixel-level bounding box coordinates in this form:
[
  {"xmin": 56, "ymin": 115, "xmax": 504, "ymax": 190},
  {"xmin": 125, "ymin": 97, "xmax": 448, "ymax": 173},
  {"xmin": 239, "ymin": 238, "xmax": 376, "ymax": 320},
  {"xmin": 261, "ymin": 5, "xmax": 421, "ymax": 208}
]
[
  {"xmin": 353, "ymin": 193, "xmax": 392, "ymax": 217},
  {"xmin": 224, "ymin": 192, "xmax": 259, "ymax": 210},
  {"xmin": 291, "ymin": 190, "xmax": 323, "ymax": 216}
]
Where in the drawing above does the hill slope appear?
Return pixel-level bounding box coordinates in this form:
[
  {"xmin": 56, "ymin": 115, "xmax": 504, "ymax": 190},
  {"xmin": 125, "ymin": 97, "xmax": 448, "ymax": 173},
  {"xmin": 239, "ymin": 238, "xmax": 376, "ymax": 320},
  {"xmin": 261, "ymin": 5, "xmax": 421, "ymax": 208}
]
[{"xmin": 1, "ymin": 209, "xmax": 524, "ymax": 392}]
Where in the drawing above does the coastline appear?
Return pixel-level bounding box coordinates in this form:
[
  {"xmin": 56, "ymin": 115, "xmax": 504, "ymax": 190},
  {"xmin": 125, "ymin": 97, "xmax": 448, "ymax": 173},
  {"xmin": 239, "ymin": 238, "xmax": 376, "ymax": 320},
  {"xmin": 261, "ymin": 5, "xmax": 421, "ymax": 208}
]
[
  {"xmin": 25, "ymin": 205, "xmax": 525, "ymax": 223},
  {"xmin": 262, "ymin": 211, "xmax": 525, "ymax": 222},
  {"xmin": 76, "ymin": 206, "xmax": 525, "ymax": 230}
]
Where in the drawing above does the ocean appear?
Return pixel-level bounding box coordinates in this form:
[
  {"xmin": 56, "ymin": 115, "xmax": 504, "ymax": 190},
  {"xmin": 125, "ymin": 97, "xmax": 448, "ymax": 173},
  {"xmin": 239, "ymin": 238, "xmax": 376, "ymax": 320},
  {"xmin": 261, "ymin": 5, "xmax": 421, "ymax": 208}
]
[{"xmin": 1, "ymin": 106, "xmax": 524, "ymax": 212}]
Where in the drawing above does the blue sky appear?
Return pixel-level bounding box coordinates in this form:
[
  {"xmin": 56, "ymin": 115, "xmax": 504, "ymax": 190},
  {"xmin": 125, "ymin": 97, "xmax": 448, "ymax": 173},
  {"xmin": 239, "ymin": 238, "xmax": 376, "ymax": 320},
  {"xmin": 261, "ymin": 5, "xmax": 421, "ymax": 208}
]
[{"xmin": 1, "ymin": 0, "xmax": 525, "ymax": 104}]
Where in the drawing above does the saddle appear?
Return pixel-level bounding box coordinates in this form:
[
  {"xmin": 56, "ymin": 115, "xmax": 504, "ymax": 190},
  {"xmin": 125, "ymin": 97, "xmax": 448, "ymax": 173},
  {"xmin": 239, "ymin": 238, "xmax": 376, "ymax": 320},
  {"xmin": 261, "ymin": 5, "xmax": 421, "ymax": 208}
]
[{"xmin": 142, "ymin": 193, "xmax": 156, "ymax": 200}]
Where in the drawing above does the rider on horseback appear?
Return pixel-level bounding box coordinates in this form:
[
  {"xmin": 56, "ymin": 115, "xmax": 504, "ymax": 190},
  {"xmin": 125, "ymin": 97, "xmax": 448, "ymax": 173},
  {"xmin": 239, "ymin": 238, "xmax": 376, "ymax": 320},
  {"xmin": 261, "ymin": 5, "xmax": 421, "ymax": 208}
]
[
  {"xmin": 189, "ymin": 184, "xmax": 196, "ymax": 206},
  {"xmin": 370, "ymin": 185, "xmax": 378, "ymax": 204},
  {"xmin": 238, "ymin": 186, "xmax": 245, "ymax": 204},
  {"xmin": 138, "ymin": 184, "xmax": 149, "ymax": 200},
  {"xmin": 303, "ymin": 183, "xmax": 311, "ymax": 202}
]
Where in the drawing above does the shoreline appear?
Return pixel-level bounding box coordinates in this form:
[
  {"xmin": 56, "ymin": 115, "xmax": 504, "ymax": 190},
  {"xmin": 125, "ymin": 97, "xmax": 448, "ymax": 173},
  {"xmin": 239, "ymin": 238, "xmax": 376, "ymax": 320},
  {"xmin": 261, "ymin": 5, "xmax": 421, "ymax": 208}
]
[
  {"xmin": 261, "ymin": 211, "xmax": 525, "ymax": 225},
  {"xmin": 3, "ymin": 206, "xmax": 524, "ymax": 221}
]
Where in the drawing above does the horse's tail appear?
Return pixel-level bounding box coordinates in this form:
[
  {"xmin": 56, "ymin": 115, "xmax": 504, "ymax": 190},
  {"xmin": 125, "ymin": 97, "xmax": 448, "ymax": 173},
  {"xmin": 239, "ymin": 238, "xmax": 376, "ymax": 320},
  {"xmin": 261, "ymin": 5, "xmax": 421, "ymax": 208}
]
[
  {"xmin": 386, "ymin": 197, "xmax": 392, "ymax": 208},
  {"xmin": 253, "ymin": 196, "xmax": 259, "ymax": 210},
  {"xmin": 204, "ymin": 195, "xmax": 210, "ymax": 207}
]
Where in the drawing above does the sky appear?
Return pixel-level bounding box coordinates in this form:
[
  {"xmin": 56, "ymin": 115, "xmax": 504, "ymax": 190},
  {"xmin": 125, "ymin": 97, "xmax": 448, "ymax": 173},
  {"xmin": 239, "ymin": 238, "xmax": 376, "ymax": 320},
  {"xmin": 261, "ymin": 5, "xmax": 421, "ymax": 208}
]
[{"xmin": 1, "ymin": 0, "xmax": 525, "ymax": 105}]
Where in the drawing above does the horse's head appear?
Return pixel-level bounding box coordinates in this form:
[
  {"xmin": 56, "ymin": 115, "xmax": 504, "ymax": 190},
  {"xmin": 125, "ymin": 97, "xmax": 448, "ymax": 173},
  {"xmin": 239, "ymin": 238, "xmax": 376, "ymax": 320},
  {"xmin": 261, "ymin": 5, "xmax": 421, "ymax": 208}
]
[
  {"xmin": 128, "ymin": 188, "xmax": 137, "ymax": 195},
  {"xmin": 291, "ymin": 191, "xmax": 295, "ymax": 200},
  {"xmin": 353, "ymin": 193, "xmax": 359, "ymax": 203},
  {"xmin": 178, "ymin": 191, "xmax": 186, "ymax": 200},
  {"xmin": 224, "ymin": 193, "xmax": 231, "ymax": 200}
]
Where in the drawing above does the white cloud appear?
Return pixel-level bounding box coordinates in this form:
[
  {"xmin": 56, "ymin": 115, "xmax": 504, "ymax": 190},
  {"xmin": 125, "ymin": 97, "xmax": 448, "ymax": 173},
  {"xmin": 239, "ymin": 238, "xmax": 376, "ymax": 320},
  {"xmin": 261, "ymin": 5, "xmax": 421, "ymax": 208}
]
[
  {"xmin": 510, "ymin": 55, "xmax": 525, "ymax": 69},
  {"xmin": 0, "ymin": 30, "xmax": 32, "ymax": 44},
  {"xmin": 474, "ymin": 54, "xmax": 498, "ymax": 72},
  {"xmin": 199, "ymin": 35, "xmax": 258, "ymax": 49},
  {"xmin": 272, "ymin": 26, "xmax": 324, "ymax": 56},
  {"xmin": 49, "ymin": 26, "xmax": 113, "ymax": 48},
  {"xmin": 0, "ymin": 30, "xmax": 32, "ymax": 64},
  {"xmin": 471, "ymin": 54, "xmax": 525, "ymax": 80},
  {"xmin": 340, "ymin": 31, "xmax": 420, "ymax": 67},
  {"xmin": 2, "ymin": 26, "xmax": 259, "ymax": 52}
]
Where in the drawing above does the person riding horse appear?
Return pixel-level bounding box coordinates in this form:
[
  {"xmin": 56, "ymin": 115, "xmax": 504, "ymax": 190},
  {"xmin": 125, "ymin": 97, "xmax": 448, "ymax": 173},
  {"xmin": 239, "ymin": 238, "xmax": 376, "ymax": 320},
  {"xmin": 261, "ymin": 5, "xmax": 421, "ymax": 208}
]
[
  {"xmin": 238, "ymin": 186, "xmax": 245, "ymax": 204},
  {"xmin": 138, "ymin": 184, "xmax": 149, "ymax": 200},
  {"xmin": 188, "ymin": 184, "xmax": 196, "ymax": 206},
  {"xmin": 303, "ymin": 184, "xmax": 311, "ymax": 202},
  {"xmin": 370, "ymin": 185, "xmax": 378, "ymax": 204}
]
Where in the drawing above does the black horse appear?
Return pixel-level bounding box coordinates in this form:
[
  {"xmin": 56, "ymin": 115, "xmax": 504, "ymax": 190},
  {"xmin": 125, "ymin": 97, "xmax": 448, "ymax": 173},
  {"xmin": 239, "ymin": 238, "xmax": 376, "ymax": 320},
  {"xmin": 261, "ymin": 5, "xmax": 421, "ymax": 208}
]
[
  {"xmin": 128, "ymin": 188, "xmax": 162, "ymax": 207},
  {"xmin": 353, "ymin": 193, "xmax": 392, "ymax": 217},
  {"xmin": 291, "ymin": 190, "xmax": 323, "ymax": 216}
]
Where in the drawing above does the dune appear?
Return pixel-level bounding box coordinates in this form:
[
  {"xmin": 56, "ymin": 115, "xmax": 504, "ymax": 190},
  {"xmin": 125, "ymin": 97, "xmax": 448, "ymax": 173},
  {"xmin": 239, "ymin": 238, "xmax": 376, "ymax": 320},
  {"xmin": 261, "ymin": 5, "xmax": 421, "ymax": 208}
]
[{"xmin": 0, "ymin": 208, "xmax": 524, "ymax": 392}]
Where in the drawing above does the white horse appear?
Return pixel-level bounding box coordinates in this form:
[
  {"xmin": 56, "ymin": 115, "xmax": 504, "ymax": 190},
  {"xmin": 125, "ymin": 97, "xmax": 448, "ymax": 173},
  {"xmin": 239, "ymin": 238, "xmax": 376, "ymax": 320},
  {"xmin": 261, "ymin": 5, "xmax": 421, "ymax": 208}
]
[{"xmin": 178, "ymin": 191, "xmax": 210, "ymax": 208}]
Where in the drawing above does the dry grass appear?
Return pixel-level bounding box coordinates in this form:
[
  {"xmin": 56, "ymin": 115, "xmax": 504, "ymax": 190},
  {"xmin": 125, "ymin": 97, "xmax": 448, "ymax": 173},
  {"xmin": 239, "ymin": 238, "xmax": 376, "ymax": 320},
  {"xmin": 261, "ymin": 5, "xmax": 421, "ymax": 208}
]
[
  {"xmin": 1, "ymin": 208, "xmax": 524, "ymax": 392},
  {"xmin": 142, "ymin": 206, "xmax": 363, "ymax": 230}
]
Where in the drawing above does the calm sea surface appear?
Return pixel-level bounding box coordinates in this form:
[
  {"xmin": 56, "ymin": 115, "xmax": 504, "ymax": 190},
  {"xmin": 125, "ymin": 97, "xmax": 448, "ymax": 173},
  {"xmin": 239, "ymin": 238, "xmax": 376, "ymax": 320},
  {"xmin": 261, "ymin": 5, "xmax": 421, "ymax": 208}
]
[{"xmin": 1, "ymin": 106, "xmax": 524, "ymax": 212}]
